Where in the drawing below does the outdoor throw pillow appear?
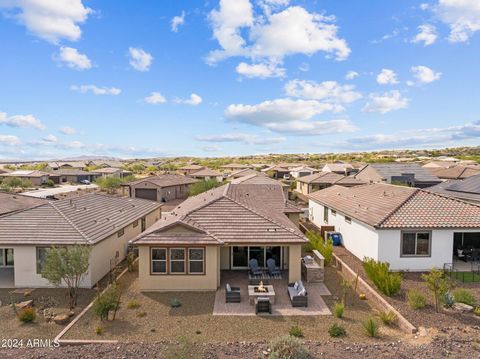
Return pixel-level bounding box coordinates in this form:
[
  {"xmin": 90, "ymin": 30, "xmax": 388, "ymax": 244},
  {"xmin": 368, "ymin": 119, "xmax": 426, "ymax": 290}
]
[
  {"xmin": 298, "ymin": 287, "xmax": 306, "ymax": 296},
  {"xmin": 294, "ymin": 281, "xmax": 299, "ymax": 291},
  {"xmin": 226, "ymin": 283, "xmax": 231, "ymax": 292}
]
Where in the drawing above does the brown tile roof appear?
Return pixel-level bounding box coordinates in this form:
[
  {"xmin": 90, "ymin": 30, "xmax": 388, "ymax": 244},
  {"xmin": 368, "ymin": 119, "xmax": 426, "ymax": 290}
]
[
  {"xmin": 123, "ymin": 174, "xmax": 198, "ymax": 188},
  {"xmin": 309, "ymin": 183, "xmax": 480, "ymax": 229},
  {"xmin": 230, "ymin": 173, "xmax": 288, "ymax": 187},
  {"xmin": 0, "ymin": 194, "xmax": 162, "ymax": 245},
  {"xmin": 427, "ymin": 166, "xmax": 480, "ymax": 179},
  {"xmin": 134, "ymin": 183, "xmax": 306, "ymax": 245},
  {"xmin": 297, "ymin": 171, "xmax": 344, "ymax": 184},
  {"xmin": 179, "ymin": 164, "xmax": 204, "ymax": 171},
  {"xmin": 95, "ymin": 167, "xmax": 131, "ymax": 174},
  {"xmin": 0, "ymin": 192, "xmax": 48, "ymax": 217},
  {"xmin": 334, "ymin": 176, "xmax": 366, "ymax": 186},
  {"xmin": 0, "ymin": 170, "xmax": 49, "ymax": 178},
  {"xmin": 229, "ymin": 168, "xmax": 261, "ymax": 178},
  {"xmin": 189, "ymin": 168, "xmax": 223, "ymax": 177},
  {"xmin": 48, "ymin": 169, "xmax": 99, "ymax": 176}
]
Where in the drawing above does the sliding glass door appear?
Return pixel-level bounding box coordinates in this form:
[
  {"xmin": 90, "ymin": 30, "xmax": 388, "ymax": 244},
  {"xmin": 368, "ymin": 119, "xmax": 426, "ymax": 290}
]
[
  {"xmin": 0, "ymin": 248, "xmax": 14, "ymax": 267},
  {"xmin": 230, "ymin": 246, "xmax": 282, "ymax": 269}
]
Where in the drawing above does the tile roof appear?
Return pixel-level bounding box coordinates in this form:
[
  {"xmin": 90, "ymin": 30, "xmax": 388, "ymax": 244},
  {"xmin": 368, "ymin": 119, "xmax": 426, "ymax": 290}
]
[
  {"xmin": 0, "ymin": 170, "xmax": 49, "ymax": 177},
  {"xmin": 134, "ymin": 183, "xmax": 306, "ymax": 245},
  {"xmin": 0, "ymin": 194, "xmax": 162, "ymax": 245},
  {"xmin": 297, "ymin": 171, "xmax": 344, "ymax": 184},
  {"xmin": 357, "ymin": 163, "xmax": 441, "ymax": 183},
  {"xmin": 95, "ymin": 167, "xmax": 131, "ymax": 174},
  {"xmin": 230, "ymin": 173, "xmax": 288, "ymax": 187},
  {"xmin": 309, "ymin": 183, "xmax": 480, "ymax": 229},
  {"xmin": 189, "ymin": 168, "xmax": 223, "ymax": 177},
  {"xmin": 0, "ymin": 192, "xmax": 48, "ymax": 216},
  {"xmin": 123, "ymin": 174, "xmax": 198, "ymax": 188},
  {"xmin": 427, "ymin": 166, "xmax": 480, "ymax": 179},
  {"xmin": 427, "ymin": 175, "xmax": 480, "ymax": 203},
  {"xmin": 179, "ymin": 164, "xmax": 204, "ymax": 170},
  {"xmin": 229, "ymin": 168, "xmax": 261, "ymax": 178},
  {"xmin": 48, "ymin": 169, "xmax": 99, "ymax": 176},
  {"xmin": 323, "ymin": 163, "xmax": 353, "ymax": 172}
]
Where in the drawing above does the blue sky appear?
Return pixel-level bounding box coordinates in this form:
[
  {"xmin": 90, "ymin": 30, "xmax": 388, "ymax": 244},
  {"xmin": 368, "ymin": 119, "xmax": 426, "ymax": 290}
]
[{"xmin": 0, "ymin": 0, "xmax": 479, "ymax": 160}]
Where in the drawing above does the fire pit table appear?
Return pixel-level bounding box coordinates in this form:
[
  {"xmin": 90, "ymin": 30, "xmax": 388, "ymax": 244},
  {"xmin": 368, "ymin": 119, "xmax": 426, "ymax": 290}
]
[{"xmin": 248, "ymin": 285, "xmax": 276, "ymax": 305}]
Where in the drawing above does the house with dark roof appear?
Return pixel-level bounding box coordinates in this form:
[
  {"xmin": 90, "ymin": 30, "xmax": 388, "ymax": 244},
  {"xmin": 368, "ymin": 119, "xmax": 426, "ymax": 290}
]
[
  {"xmin": 121, "ymin": 174, "xmax": 199, "ymax": 202},
  {"xmin": 295, "ymin": 171, "xmax": 365, "ymax": 196},
  {"xmin": 131, "ymin": 183, "xmax": 306, "ymax": 291},
  {"xmin": 0, "ymin": 192, "xmax": 48, "ymax": 217},
  {"xmin": 0, "ymin": 194, "xmax": 162, "ymax": 288},
  {"xmin": 427, "ymin": 174, "xmax": 480, "ymax": 204},
  {"xmin": 354, "ymin": 163, "xmax": 442, "ymax": 188},
  {"xmin": 308, "ymin": 183, "xmax": 480, "ymax": 271}
]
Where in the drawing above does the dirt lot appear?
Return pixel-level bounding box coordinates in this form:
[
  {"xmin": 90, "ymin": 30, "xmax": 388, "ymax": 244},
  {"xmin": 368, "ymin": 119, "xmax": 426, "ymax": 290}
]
[{"xmin": 63, "ymin": 266, "xmax": 405, "ymax": 343}]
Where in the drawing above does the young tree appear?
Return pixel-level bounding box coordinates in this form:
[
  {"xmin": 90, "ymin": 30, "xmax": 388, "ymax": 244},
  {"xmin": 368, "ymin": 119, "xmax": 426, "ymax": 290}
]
[
  {"xmin": 95, "ymin": 176, "xmax": 123, "ymax": 194},
  {"xmin": 187, "ymin": 179, "xmax": 222, "ymax": 196},
  {"xmin": 421, "ymin": 268, "xmax": 451, "ymax": 313},
  {"xmin": 41, "ymin": 245, "xmax": 91, "ymax": 309}
]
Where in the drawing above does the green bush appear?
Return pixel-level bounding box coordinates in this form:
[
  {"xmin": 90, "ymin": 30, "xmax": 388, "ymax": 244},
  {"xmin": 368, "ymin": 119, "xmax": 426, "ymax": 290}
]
[
  {"xmin": 93, "ymin": 285, "xmax": 121, "ymax": 321},
  {"xmin": 362, "ymin": 318, "xmax": 379, "ymax": 337},
  {"xmin": 127, "ymin": 300, "xmax": 140, "ymax": 309},
  {"xmin": 453, "ymin": 288, "xmax": 477, "ymax": 307},
  {"xmin": 328, "ymin": 323, "xmax": 346, "ymax": 338},
  {"xmin": 95, "ymin": 176, "xmax": 123, "ymax": 194},
  {"xmin": 288, "ymin": 325, "xmax": 304, "ymax": 338},
  {"xmin": 171, "ymin": 298, "xmax": 181, "ymax": 308},
  {"xmin": 442, "ymin": 291, "xmax": 455, "ymax": 308},
  {"xmin": 95, "ymin": 326, "xmax": 103, "ymax": 335},
  {"xmin": 407, "ymin": 290, "xmax": 426, "ymax": 310},
  {"xmin": 363, "ymin": 258, "xmax": 402, "ymax": 296},
  {"xmin": 334, "ymin": 302, "xmax": 344, "ymax": 318},
  {"xmin": 378, "ymin": 310, "xmax": 396, "ymax": 325},
  {"xmin": 137, "ymin": 311, "xmax": 147, "ymax": 318},
  {"xmin": 474, "ymin": 307, "xmax": 480, "ymax": 316},
  {"xmin": 188, "ymin": 179, "xmax": 223, "ymax": 197},
  {"xmin": 269, "ymin": 335, "xmax": 310, "ymax": 359},
  {"xmin": 305, "ymin": 231, "xmax": 333, "ymax": 265},
  {"xmin": 18, "ymin": 307, "xmax": 36, "ymax": 323}
]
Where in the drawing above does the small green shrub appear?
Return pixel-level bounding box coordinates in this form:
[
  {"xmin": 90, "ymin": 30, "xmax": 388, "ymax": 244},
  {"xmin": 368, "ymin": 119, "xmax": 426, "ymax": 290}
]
[
  {"xmin": 328, "ymin": 323, "xmax": 346, "ymax": 338},
  {"xmin": 93, "ymin": 285, "xmax": 121, "ymax": 321},
  {"xmin": 127, "ymin": 300, "xmax": 140, "ymax": 309},
  {"xmin": 334, "ymin": 302, "xmax": 344, "ymax": 318},
  {"xmin": 407, "ymin": 290, "xmax": 426, "ymax": 310},
  {"xmin": 453, "ymin": 288, "xmax": 477, "ymax": 307},
  {"xmin": 474, "ymin": 307, "xmax": 480, "ymax": 316},
  {"xmin": 269, "ymin": 335, "xmax": 310, "ymax": 359},
  {"xmin": 363, "ymin": 258, "xmax": 402, "ymax": 296},
  {"xmin": 171, "ymin": 298, "xmax": 181, "ymax": 308},
  {"xmin": 18, "ymin": 307, "xmax": 36, "ymax": 323},
  {"xmin": 305, "ymin": 231, "xmax": 333, "ymax": 265},
  {"xmin": 95, "ymin": 326, "xmax": 103, "ymax": 335},
  {"xmin": 137, "ymin": 311, "xmax": 147, "ymax": 318},
  {"xmin": 289, "ymin": 325, "xmax": 304, "ymax": 338},
  {"xmin": 378, "ymin": 310, "xmax": 396, "ymax": 325},
  {"xmin": 442, "ymin": 291, "xmax": 455, "ymax": 308},
  {"xmin": 363, "ymin": 318, "xmax": 379, "ymax": 337}
]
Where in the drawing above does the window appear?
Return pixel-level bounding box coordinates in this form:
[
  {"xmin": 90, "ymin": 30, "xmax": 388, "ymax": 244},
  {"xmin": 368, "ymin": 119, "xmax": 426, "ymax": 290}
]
[
  {"xmin": 117, "ymin": 228, "xmax": 124, "ymax": 238},
  {"xmin": 151, "ymin": 248, "xmax": 167, "ymax": 274},
  {"xmin": 344, "ymin": 216, "xmax": 351, "ymax": 224},
  {"xmin": 133, "ymin": 220, "xmax": 138, "ymax": 228},
  {"xmin": 323, "ymin": 206, "xmax": 329, "ymax": 223},
  {"xmin": 188, "ymin": 248, "xmax": 204, "ymax": 274},
  {"xmin": 331, "ymin": 210, "xmax": 337, "ymax": 216},
  {"xmin": 170, "ymin": 248, "xmax": 185, "ymax": 273},
  {"xmin": 36, "ymin": 247, "xmax": 50, "ymax": 273},
  {"xmin": 0, "ymin": 248, "xmax": 13, "ymax": 267},
  {"xmin": 401, "ymin": 231, "xmax": 431, "ymax": 257}
]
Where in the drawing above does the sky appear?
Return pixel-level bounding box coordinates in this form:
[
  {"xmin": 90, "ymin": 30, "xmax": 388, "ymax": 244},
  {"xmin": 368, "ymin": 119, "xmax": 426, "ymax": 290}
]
[{"xmin": 0, "ymin": 0, "xmax": 479, "ymax": 160}]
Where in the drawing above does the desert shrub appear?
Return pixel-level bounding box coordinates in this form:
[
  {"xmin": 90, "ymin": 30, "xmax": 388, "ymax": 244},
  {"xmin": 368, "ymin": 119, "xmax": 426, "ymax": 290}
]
[
  {"xmin": 363, "ymin": 258, "xmax": 402, "ymax": 296},
  {"xmin": 188, "ymin": 179, "xmax": 223, "ymax": 197},
  {"xmin": 269, "ymin": 335, "xmax": 310, "ymax": 359},
  {"xmin": 94, "ymin": 285, "xmax": 121, "ymax": 321},
  {"xmin": 474, "ymin": 307, "xmax": 480, "ymax": 316},
  {"xmin": 127, "ymin": 300, "xmax": 140, "ymax": 309},
  {"xmin": 362, "ymin": 318, "xmax": 379, "ymax": 338},
  {"xmin": 442, "ymin": 291, "xmax": 455, "ymax": 308},
  {"xmin": 334, "ymin": 302, "xmax": 344, "ymax": 318},
  {"xmin": 305, "ymin": 231, "xmax": 333, "ymax": 265},
  {"xmin": 44, "ymin": 180, "xmax": 55, "ymax": 187},
  {"xmin": 407, "ymin": 290, "xmax": 426, "ymax": 310},
  {"xmin": 328, "ymin": 323, "xmax": 346, "ymax": 338},
  {"xmin": 453, "ymin": 288, "xmax": 477, "ymax": 307},
  {"xmin": 137, "ymin": 311, "xmax": 147, "ymax": 318},
  {"xmin": 95, "ymin": 326, "xmax": 103, "ymax": 335},
  {"xmin": 127, "ymin": 251, "xmax": 135, "ymax": 272},
  {"xmin": 18, "ymin": 307, "xmax": 36, "ymax": 323},
  {"xmin": 95, "ymin": 176, "xmax": 123, "ymax": 194},
  {"xmin": 422, "ymin": 269, "xmax": 452, "ymax": 312},
  {"xmin": 171, "ymin": 298, "xmax": 181, "ymax": 308},
  {"xmin": 289, "ymin": 325, "xmax": 304, "ymax": 338},
  {"xmin": 378, "ymin": 310, "xmax": 397, "ymax": 325}
]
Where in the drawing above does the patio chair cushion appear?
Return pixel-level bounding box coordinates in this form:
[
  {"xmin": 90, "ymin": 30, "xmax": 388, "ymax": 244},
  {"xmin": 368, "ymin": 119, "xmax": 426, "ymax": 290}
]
[{"xmin": 298, "ymin": 287, "xmax": 306, "ymax": 297}]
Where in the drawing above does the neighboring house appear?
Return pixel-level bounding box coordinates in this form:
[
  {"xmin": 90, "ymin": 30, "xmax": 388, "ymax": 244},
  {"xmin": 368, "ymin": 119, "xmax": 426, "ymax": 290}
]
[
  {"xmin": 95, "ymin": 167, "xmax": 133, "ymax": 178},
  {"xmin": 290, "ymin": 166, "xmax": 319, "ymax": 179},
  {"xmin": 426, "ymin": 165, "xmax": 480, "ymax": 180},
  {"xmin": 131, "ymin": 183, "xmax": 306, "ymax": 291},
  {"xmin": 47, "ymin": 161, "xmax": 87, "ymax": 171},
  {"xmin": 322, "ymin": 163, "xmax": 355, "ymax": 175},
  {"xmin": 0, "ymin": 194, "xmax": 162, "ymax": 288},
  {"xmin": 427, "ymin": 174, "xmax": 480, "ymax": 204},
  {"xmin": 178, "ymin": 164, "xmax": 205, "ymax": 175},
  {"xmin": 87, "ymin": 160, "xmax": 124, "ymax": 168},
  {"xmin": 262, "ymin": 165, "xmax": 290, "ymax": 179},
  {"xmin": 220, "ymin": 163, "xmax": 253, "ymax": 172},
  {"xmin": 121, "ymin": 174, "xmax": 199, "ymax": 202},
  {"xmin": 188, "ymin": 168, "xmax": 224, "ymax": 182},
  {"xmin": 48, "ymin": 169, "xmax": 100, "ymax": 184},
  {"xmin": 0, "ymin": 192, "xmax": 47, "ymax": 217},
  {"xmin": 354, "ymin": 163, "xmax": 441, "ymax": 188},
  {"xmin": 230, "ymin": 173, "xmax": 290, "ymax": 197},
  {"xmin": 228, "ymin": 168, "xmax": 261, "ymax": 179},
  {"xmin": 0, "ymin": 170, "xmax": 50, "ymax": 186},
  {"xmin": 308, "ymin": 183, "xmax": 480, "ymax": 271},
  {"xmin": 296, "ymin": 172, "xmax": 365, "ymax": 196},
  {"xmin": 422, "ymin": 161, "xmax": 452, "ymax": 169}
]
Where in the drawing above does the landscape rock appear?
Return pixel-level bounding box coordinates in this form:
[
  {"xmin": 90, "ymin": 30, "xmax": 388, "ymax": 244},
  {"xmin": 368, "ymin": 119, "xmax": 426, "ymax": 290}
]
[
  {"xmin": 453, "ymin": 303, "xmax": 474, "ymax": 313},
  {"xmin": 15, "ymin": 299, "xmax": 33, "ymax": 310},
  {"xmin": 53, "ymin": 314, "xmax": 70, "ymax": 325}
]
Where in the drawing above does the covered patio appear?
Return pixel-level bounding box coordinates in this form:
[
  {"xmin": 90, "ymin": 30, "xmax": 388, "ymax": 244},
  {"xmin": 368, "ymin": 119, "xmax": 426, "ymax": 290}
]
[{"xmin": 213, "ymin": 270, "xmax": 331, "ymax": 316}]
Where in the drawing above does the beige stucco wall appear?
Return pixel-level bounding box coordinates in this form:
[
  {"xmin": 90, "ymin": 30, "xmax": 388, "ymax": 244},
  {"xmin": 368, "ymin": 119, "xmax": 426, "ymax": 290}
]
[
  {"xmin": 287, "ymin": 213, "xmax": 300, "ymax": 227},
  {"xmin": 288, "ymin": 244, "xmax": 302, "ymax": 283},
  {"xmin": 220, "ymin": 246, "xmax": 230, "ymax": 270},
  {"xmin": 129, "ymin": 181, "xmax": 190, "ymax": 201}
]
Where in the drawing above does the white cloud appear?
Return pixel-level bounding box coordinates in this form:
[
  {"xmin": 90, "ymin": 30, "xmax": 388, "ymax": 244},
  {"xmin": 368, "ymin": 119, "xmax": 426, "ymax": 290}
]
[
  {"xmin": 175, "ymin": 93, "xmax": 202, "ymax": 106},
  {"xmin": 64, "ymin": 140, "xmax": 84, "ymax": 149},
  {"xmin": 0, "ymin": 0, "xmax": 91, "ymax": 44},
  {"xmin": 144, "ymin": 92, "xmax": 166, "ymax": 104},
  {"xmin": 412, "ymin": 24, "xmax": 438, "ymax": 46},
  {"xmin": 171, "ymin": 11, "xmax": 185, "ymax": 32},
  {"xmin": 128, "ymin": 47, "xmax": 153, "ymax": 72},
  {"xmin": 345, "ymin": 71, "xmax": 359, "ymax": 80},
  {"xmin": 0, "ymin": 135, "xmax": 20, "ymax": 146},
  {"xmin": 376, "ymin": 68, "xmax": 399, "ymax": 85},
  {"xmin": 410, "ymin": 65, "xmax": 442, "ymax": 84},
  {"xmin": 420, "ymin": 3, "xmax": 430, "ymax": 11},
  {"xmin": 43, "ymin": 134, "xmax": 57, "ymax": 143},
  {"xmin": 284, "ymin": 79, "xmax": 362, "ymax": 108},
  {"xmin": 225, "ymin": 98, "xmax": 357, "ymax": 135},
  {"xmin": 235, "ymin": 62, "xmax": 285, "ymax": 78},
  {"xmin": 298, "ymin": 63, "xmax": 309, "ymax": 72},
  {"xmin": 0, "ymin": 111, "xmax": 45, "ymax": 130},
  {"xmin": 196, "ymin": 132, "xmax": 286, "ymax": 145},
  {"xmin": 56, "ymin": 47, "xmax": 91, "ymax": 70},
  {"xmin": 436, "ymin": 0, "xmax": 480, "ymax": 42},
  {"xmin": 60, "ymin": 126, "xmax": 76, "ymax": 135},
  {"xmin": 362, "ymin": 90, "xmax": 409, "ymax": 114},
  {"xmin": 207, "ymin": 2, "xmax": 350, "ymax": 72},
  {"xmin": 201, "ymin": 145, "xmax": 221, "ymax": 152},
  {"xmin": 70, "ymin": 85, "xmax": 121, "ymax": 95}
]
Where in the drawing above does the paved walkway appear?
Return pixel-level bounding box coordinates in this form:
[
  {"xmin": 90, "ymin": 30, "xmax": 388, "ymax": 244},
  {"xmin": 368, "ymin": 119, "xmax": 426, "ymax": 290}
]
[{"xmin": 22, "ymin": 184, "xmax": 98, "ymax": 198}]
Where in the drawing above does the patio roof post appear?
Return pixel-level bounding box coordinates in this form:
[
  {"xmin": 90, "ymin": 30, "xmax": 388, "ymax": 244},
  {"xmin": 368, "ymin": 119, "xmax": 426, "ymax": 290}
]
[{"xmin": 288, "ymin": 244, "xmax": 302, "ymax": 283}]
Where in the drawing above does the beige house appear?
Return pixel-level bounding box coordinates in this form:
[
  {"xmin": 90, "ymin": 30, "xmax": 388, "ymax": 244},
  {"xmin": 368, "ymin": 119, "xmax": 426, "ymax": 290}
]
[
  {"xmin": 178, "ymin": 164, "xmax": 205, "ymax": 175},
  {"xmin": 0, "ymin": 194, "xmax": 162, "ymax": 288},
  {"xmin": 48, "ymin": 169, "xmax": 100, "ymax": 184},
  {"xmin": 132, "ymin": 183, "xmax": 306, "ymax": 291},
  {"xmin": 95, "ymin": 167, "xmax": 133, "ymax": 178},
  {"xmin": 188, "ymin": 168, "xmax": 224, "ymax": 182},
  {"xmin": 0, "ymin": 170, "xmax": 50, "ymax": 186},
  {"xmin": 230, "ymin": 173, "xmax": 290, "ymax": 198},
  {"xmin": 296, "ymin": 172, "xmax": 364, "ymax": 196},
  {"xmin": 220, "ymin": 163, "xmax": 253, "ymax": 173}
]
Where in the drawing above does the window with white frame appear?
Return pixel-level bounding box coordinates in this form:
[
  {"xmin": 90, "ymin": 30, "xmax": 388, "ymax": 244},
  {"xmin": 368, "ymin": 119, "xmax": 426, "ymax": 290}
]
[
  {"xmin": 401, "ymin": 231, "xmax": 431, "ymax": 256},
  {"xmin": 170, "ymin": 248, "xmax": 185, "ymax": 273},
  {"xmin": 151, "ymin": 248, "xmax": 167, "ymax": 273},
  {"xmin": 323, "ymin": 206, "xmax": 329, "ymax": 223},
  {"xmin": 188, "ymin": 248, "xmax": 204, "ymax": 274}
]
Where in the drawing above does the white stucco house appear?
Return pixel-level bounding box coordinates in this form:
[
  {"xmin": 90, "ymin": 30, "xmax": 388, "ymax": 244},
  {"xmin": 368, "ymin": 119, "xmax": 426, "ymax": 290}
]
[
  {"xmin": 0, "ymin": 194, "xmax": 162, "ymax": 288},
  {"xmin": 308, "ymin": 183, "xmax": 480, "ymax": 271}
]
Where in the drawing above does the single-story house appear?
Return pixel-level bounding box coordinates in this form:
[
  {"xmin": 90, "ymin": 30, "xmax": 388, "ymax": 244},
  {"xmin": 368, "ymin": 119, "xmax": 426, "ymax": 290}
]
[
  {"xmin": 131, "ymin": 183, "xmax": 306, "ymax": 291},
  {"xmin": 47, "ymin": 161, "xmax": 87, "ymax": 171},
  {"xmin": 308, "ymin": 183, "xmax": 480, "ymax": 271},
  {"xmin": 178, "ymin": 164, "xmax": 205, "ymax": 175},
  {"xmin": 0, "ymin": 192, "xmax": 48, "ymax": 217},
  {"xmin": 121, "ymin": 174, "xmax": 199, "ymax": 202},
  {"xmin": 228, "ymin": 168, "xmax": 261, "ymax": 179},
  {"xmin": 188, "ymin": 168, "xmax": 224, "ymax": 182},
  {"xmin": 95, "ymin": 167, "xmax": 133, "ymax": 178},
  {"xmin": 86, "ymin": 160, "xmax": 124, "ymax": 168},
  {"xmin": 0, "ymin": 194, "xmax": 162, "ymax": 288},
  {"xmin": 48, "ymin": 169, "xmax": 101, "ymax": 184},
  {"xmin": 422, "ymin": 161, "xmax": 452, "ymax": 169},
  {"xmin": 262, "ymin": 165, "xmax": 290, "ymax": 179},
  {"xmin": 0, "ymin": 170, "xmax": 50, "ymax": 186},
  {"xmin": 230, "ymin": 173, "xmax": 290, "ymax": 198},
  {"xmin": 354, "ymin": 163, "xmax": 442, "ymax": 188},
  {"xmin": 290, "ymin": 166, "xmax": 319, "ymax": 179},
  {"xmin": 296, "ymin": 172, "xmax": 365, "ymax": 196},
  {"xmin": 322, "ymin": 163, "xmax": 356, "ymax": 175},
  {"xmin": 426, "ymin": 165, "xmax": 480, "ymax": 180},
  {"xmin": 427, "ymin": 174, "xmax": 480, "ymax": 204},
  {"xmin": 220, "ymin": 163, "xmax": 253, "ymax": 173}
]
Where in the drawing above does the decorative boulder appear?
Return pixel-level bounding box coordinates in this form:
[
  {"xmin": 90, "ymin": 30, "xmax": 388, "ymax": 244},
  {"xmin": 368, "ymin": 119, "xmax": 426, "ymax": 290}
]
[
  {"xmin": 15, "ymin": 300, "xmax": 33, "ymax": 310},
  {"xmin": 53, "ymin": 314, "xmax": 70, "ymax": 325},
  {"xmin": 453, "ymin": 302, "xmax": 474, "ymax": 313}
]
